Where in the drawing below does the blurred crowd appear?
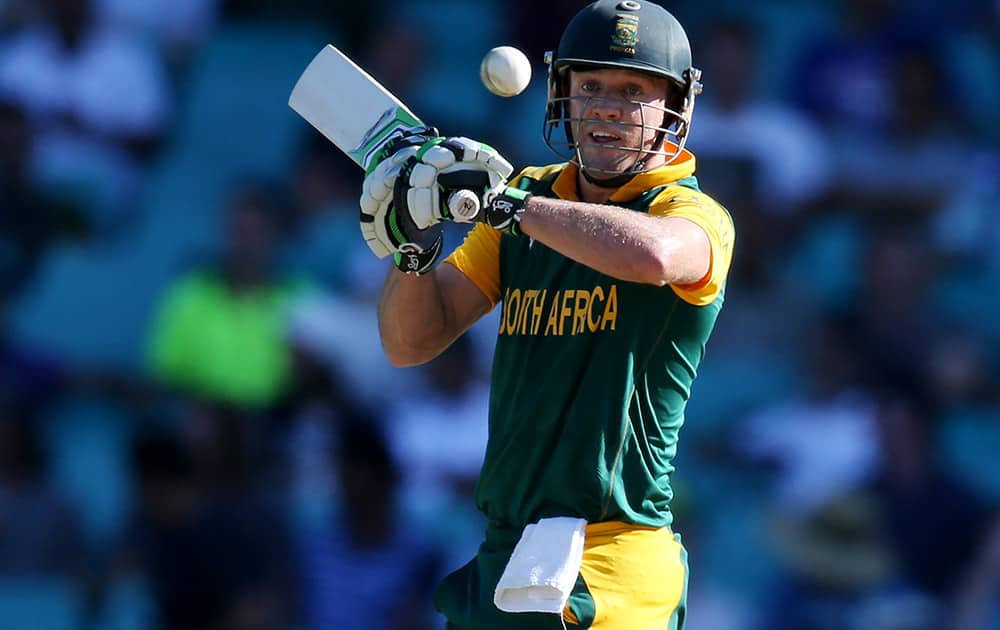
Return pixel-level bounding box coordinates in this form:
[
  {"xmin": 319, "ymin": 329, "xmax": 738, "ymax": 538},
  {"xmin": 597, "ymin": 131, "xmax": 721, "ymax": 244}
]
[{"xmin": 0, "ymin": 0, "xmax": 998, "ymax": 629}]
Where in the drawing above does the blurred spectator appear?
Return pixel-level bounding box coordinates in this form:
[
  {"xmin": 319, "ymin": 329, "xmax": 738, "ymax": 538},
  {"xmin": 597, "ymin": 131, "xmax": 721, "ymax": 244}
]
[
  {"xmin": 943, "ymin": 1, "xmax": 1000, "ymax": 144},
  {"xmin": 870, "ymin": 393, "xmax": 991, "ymax": 603},
  {"xmin": 0, "ymin": 0, "xmax": 34, "ymax": 32},
  {"xmin": 217, "ymin": 0, "xmax": 389, "ymax": 57},
  {"xmin": 931, "ymin": 151, "xmax": 1000, "ymax": 271},
  {"xmin": 285, "ymin": 291, "xmax": 405, "ymax": 408},
  {"xmin": 386, "ymin": 335, "xmax": 489, "ymax": 566},
  {"xmin": 950, "ymin": 514, "xmax": 1000, "ymax": 630},
  {"xmin": 831, "ymin": 48, "xmax": 970, "ymax": 219},
  {"xmin": 0, "ymin": 297, "xmax": 67, "ymax": 408},
  {"xmin": 690, "ymin": 19, "xmax": 832, "ymax": 214},
  {"xmin": 0, "ymin": 0, "xmax": 172, "ymax": 221},
  {"xmin": 284, "ymin": 140, "xmax": 366, "ymax": 293},
  {"xmin": 792, "ymin": 0, "xmax": 905, "ymax": 132},
  {"xmin": 279, "ymin": 337, "xmax": 351, "ymax": 529},
  {"xmin": 851, "ymin": 227, "xmax": 940, "ymax": 394},
  {"xmin": 0, "ymin": 98, "xmax": 87, "ymax": 299},
  {"xmin": 921, "ymin": 328, "xmax": 996, "ymax": 415},
  {"xmin": 736, "ymin": 312, "xmax": 882, "ymax": 517},
  {"xmin": 147, "ymin": 181, "xmax": 310, "ymax": 410},
  {"xmin": 295, "ymin": 417, "xmax": 442, "ymax": 630},
  {"xmin": 358, "ymin": 18, "xmax": 426, "ymax": 104},
  {"xmin": 0, "ymin": 401, "xmax": 85, "ymax": 577},
  {"xmin": 124, "ymin": 403, "xmax": 296, "ymax": 630},
  {"xmin": 762, "ymin": 490, "xmax": 920, "ymax": 630},
  {"xmin": 388, "ymin": 335, "xmax": 488, "ymax": 507},
  {"xmin": 689, "ymin": 18, "xmax": 832, "ymax": 291},
  {"xmin": 93, "ymin": 0, "xmax": 219, "ymax": 67},
  {"xmin": 508, "ymin": 0, "xmax": 592, "ymax": 69}
]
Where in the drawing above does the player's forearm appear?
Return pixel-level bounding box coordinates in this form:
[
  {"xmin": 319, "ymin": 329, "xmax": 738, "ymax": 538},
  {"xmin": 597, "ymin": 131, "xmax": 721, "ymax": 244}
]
[
  {"xmin": 377, "ymin": 268, "xmax": 457, "ymax": 367},
  {"xmin": 518, "ymin": 196, "xmax": 706, "ymax": 286}
]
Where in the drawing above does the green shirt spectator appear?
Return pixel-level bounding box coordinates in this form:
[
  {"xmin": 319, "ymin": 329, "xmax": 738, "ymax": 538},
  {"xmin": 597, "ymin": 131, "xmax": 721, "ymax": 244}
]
[
  {"xmin": 148, "ymin": 270, "xmax": 305, "ymax": 409},
  {"xmin": 147, "ymin": 180, "xmax": 306, "ymax": 409}
]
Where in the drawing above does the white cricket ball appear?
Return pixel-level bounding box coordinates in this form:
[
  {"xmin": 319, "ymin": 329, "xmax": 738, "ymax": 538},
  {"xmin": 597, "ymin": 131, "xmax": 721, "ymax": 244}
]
[{"xmin": 480, "ymin": 46, "xmax": 532, "ymax": 97}]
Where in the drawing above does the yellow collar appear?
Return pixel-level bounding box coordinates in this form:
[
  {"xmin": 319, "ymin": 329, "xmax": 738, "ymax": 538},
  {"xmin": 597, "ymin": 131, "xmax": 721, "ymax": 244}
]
[{"xmin": 550, "ymin": 147, "xmax": 697, "ymax": 203}]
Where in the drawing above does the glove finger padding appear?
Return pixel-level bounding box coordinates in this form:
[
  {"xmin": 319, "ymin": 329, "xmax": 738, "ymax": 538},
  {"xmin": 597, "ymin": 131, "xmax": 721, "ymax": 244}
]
[
  {"xmin": 360, "ymin": 146, "xmax": 421, "ymax": 258},
  {"xmin": 399, "ymin": 159, "xmax": 503, "ymax": 228},
  {"xmin": 360, "ymin": 146, "xmax": 416, "ymax": 216},
  {"xmin": 438, "ymin": 137, "xmax": 514, "ymax": 179},
  {"xmin": 416, "ymin": 143, "xmax": 459, "ymax": 170},
  {"xmin": 384, "ymin": 137, "xmax": 517, "ymax": 238},
  {"xmin": 359, "ymin": 126, "xmax": 443, "ymax": 259},
  {"xmin": 390, "ymin": 160, "xmax": 446, "ymax": 253},
  {"xmin": 360, "ymin": 197, "xmax": 395, "ymax": 258},
  {"xmin": 395, "ymin": 157, "xmax": 443, "ymax": 230},
  {"xmin": 362, "ymin": 189, "xmax": 445, "ymax": 262}
]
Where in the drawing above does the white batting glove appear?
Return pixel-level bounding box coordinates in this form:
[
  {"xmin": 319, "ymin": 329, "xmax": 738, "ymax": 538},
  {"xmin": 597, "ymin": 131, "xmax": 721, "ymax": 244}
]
[
  {"xmin": 397, "ymin": 137, "xmax": 515, "ymax": 229},
  {"xmin": 359, "ymin": 126, "xmax": 443, "ymax": 258},
  {"xmin": 359, "ymin": 145, "xmax": 419, "ymax": 258}
]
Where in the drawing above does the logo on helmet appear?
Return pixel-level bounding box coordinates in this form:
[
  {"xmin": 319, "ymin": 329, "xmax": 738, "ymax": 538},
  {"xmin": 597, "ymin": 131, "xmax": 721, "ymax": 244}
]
[{"xmin": 610, "ymin": 14, "xmax": 639, "ymax": 55}]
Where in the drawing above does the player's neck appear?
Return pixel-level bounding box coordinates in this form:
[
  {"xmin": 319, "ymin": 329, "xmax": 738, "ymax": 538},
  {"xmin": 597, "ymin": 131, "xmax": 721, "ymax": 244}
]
[
  {"xmin": 576, "ymin": 153, "xmax": 667, "ymax": 203},
  {"xmin": 577, "ymin": 175, "xmax": 615, "ymax": 204}
]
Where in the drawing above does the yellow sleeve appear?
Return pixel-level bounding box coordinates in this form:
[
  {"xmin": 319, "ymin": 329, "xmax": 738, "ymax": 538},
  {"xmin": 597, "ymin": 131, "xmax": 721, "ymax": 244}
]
[
  {"xmin": 443, "ymin": 223, "xmax": 502, "ymax": 306},
  {"xmin": 649, "ymin": 188, "xmax": 735, "ymax": 306}
]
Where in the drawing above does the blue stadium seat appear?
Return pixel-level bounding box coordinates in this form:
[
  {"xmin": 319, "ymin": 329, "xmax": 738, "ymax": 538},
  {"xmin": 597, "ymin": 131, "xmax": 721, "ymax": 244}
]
[{"xmin": 0, "ymin": 578, "xmax": 83, "ymax": 630}]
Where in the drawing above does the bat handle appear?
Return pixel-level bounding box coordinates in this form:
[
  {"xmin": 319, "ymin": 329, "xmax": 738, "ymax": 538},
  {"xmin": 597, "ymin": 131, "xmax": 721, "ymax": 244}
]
[{"xmin": 447, "ymin": 189, "xmax": 481, "ymax": 222}]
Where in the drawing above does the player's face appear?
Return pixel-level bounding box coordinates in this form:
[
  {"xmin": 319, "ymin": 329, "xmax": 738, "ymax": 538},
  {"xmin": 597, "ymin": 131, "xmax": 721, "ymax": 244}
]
[{"xmin": 567, "ymin": 68, "xmax": 671, "ymax": 176}]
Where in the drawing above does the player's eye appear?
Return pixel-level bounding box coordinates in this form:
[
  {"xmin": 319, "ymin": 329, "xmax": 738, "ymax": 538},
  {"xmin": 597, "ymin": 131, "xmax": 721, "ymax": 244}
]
[
  {"xmin": 580, "ymin": 80, "xmax": 600, "ymax": 92},
  {"xmin": 624, "ymin": 85, "xmax": 642, "ymax": 97}
]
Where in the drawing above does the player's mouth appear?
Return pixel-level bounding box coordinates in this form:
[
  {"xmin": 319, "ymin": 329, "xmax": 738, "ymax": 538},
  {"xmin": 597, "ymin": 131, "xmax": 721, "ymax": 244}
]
[{"xmin": 586, "ymin": 129, "xmax": 622, "ymax": 144}]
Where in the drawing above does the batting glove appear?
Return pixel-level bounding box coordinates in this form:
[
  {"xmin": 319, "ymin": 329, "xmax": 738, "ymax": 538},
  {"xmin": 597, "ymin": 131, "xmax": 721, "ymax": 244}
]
[
  {"xmin": 396, "ymin": 137, "xmax": 532, "ymax": 235},
  {"xmin": 395, "ymin": 137, "xmax": 514, "ymax": 227},
  {"xmin": 359, "ymin": 127, "xmax": 444, "ymax": 259},
  {"xmin": 360, "ymin": 158, "xmax": 445, "ymax": 275}
]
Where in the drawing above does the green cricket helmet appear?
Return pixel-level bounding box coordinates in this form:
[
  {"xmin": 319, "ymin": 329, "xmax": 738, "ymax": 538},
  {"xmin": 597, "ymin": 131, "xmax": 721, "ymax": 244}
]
[{"xmin": 543, "ymin": 0, "xmax": 703, "ymax": 184}]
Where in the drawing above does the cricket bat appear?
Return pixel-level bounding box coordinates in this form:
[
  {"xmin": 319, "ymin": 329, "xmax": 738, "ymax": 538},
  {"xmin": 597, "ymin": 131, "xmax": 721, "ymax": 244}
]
[{"xmin": 288, "ymin": 44, "xmax": 480, "ymax": 253}]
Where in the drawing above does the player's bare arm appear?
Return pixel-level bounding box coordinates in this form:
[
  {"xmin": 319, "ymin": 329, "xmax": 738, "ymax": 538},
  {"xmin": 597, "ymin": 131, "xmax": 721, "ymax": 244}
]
[
  {"xmin": 519, "ymin": 195, "xmax": 710, "ymax": 286},
  {"xmin": 377, "ymin": 263, "xmax": 491, "ymax": 367}
]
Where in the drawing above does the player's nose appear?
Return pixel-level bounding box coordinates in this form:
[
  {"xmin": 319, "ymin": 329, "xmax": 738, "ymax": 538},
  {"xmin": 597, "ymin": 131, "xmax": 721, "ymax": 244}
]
[{"xmin": 584, "ymin": 96, "xmax": 622, "ymax": 120}]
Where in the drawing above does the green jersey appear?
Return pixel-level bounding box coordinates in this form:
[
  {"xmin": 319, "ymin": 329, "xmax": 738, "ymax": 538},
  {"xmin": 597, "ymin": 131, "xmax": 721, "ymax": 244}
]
[{"xmin": 444, "ymin": 153, "xmax": 735, "ymax": 532}]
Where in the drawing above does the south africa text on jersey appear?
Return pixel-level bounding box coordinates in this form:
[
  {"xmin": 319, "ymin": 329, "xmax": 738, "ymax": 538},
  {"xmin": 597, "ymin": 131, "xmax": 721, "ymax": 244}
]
[{"xmin": 499, "ymin": 285, "xmax": 619, "ymax": 336}]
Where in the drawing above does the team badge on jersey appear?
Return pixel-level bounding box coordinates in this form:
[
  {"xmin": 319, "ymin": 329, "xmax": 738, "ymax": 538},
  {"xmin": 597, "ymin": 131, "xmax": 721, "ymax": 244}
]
[{"xmin": 610, "ymin": 13, "xmax": 639, "ymax": 55}]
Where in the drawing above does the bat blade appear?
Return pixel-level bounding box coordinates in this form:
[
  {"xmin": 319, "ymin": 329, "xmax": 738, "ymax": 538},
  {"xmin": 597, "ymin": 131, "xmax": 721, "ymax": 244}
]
[
  {"xmin": 288, "ymin": 44, "xmax": 480, "ymax": 257},
  {"xmin": 288, "ymin": 45, "xmax": 424, "ymax": 172}
]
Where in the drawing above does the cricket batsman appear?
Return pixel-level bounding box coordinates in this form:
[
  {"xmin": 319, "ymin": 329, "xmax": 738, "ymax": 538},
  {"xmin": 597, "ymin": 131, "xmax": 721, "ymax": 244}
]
[{"xmin": 359, "ymin": 0, "xmax": 735, "ymax": 627}]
